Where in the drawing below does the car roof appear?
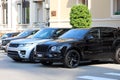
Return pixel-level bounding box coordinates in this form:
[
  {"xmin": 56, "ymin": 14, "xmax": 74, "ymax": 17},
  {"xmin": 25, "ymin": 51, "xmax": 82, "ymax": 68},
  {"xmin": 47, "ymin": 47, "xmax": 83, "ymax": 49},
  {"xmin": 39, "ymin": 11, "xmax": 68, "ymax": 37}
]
[
  {"xmin": 91, "ymin": 27, "xmax": 118, "ymax": 29},
  {"xmin": 42, "ymin": 27, "xmax": 71, "ymax": 30}
]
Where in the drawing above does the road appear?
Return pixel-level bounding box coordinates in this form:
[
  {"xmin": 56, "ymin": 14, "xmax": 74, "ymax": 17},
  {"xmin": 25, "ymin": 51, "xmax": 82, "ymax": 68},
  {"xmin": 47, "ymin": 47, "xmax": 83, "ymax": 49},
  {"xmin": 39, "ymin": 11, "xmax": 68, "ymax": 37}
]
[{"xmin": 0, "ymin": 50, "xmax": 120, "ymax": 80}]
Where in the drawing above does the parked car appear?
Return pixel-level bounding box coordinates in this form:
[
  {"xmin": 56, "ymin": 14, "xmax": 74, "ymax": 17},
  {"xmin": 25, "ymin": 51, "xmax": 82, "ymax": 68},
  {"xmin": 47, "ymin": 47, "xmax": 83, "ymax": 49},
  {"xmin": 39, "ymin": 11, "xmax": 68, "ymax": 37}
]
[
  {"xmin": 0, "ymin": 32, "xmax": 19, "ymax": 39},
  {"xmin": 0, "ymin": 32, "xmax": 19, "ymax": 49},
  {"xmin": 35, "ymin": 27, "xmax": 120, "ymax": 68},
  {"xmin": 1, "ymin": 29, "xmax": 38, "ymax": 51},
  {"xmin": 7, "ymin": 28, "xmax": 70, "ymax": 62}
]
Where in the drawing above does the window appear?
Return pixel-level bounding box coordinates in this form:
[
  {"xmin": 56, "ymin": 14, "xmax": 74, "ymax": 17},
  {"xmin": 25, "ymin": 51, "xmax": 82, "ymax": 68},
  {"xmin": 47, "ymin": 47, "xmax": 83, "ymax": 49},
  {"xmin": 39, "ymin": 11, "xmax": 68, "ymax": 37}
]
[
  {"xmin": 101, "ymin": 28, "xmax": 115, "ymax": 39},
  {"xmin": 113, "ymin": 0, "xmax": 120, "ymax": 15},
  {"xmin": 17, "ymin": 0, "xmax": 29, "ymax": 24},
  {"xmin": 89, "ymin": 29, "xmax": 100, "ymax": 39},
  {"xmin": 78, "ymin": 0, "xmax": 88, "ymax": 6}
]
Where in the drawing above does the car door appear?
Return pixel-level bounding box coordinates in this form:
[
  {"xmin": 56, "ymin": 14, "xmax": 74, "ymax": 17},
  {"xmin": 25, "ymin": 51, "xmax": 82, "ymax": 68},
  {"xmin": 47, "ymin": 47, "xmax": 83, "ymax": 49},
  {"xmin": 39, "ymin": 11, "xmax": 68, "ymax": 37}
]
[
  {"xmin": 83, "ymin": 29, "xmax": 103, "ymax": 59},
  {"xmin": 100, "ymin": 28, "xmax": 115, "ymax": 57}
]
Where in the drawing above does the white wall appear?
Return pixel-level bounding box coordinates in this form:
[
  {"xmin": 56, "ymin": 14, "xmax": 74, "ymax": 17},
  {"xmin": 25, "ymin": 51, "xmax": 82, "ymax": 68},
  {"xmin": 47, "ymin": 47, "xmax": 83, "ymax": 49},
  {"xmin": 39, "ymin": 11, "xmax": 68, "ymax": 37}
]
[
  {"xmin": 8, "ymin": 0, "xmax": 18, "ymax": 31},
  {"xmin": 0, "ymin": 1, "xmax": 2, "ymax": 24}
]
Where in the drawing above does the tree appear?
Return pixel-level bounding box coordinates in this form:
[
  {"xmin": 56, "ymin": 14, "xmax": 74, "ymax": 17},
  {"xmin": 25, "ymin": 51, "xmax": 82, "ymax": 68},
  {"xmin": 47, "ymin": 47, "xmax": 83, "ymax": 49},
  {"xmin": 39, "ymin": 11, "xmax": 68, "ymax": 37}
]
[{"xmin": 70, "ymin": 4, "xmax": 92, "ymax": 28}]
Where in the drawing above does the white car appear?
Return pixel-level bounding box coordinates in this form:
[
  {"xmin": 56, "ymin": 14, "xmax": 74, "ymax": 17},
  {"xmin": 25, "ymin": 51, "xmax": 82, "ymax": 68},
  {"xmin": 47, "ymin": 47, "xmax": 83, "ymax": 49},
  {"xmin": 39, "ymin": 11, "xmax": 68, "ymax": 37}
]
[{"xmin": 7, "ymin": 28, "xmax": 70, "ymax": 62}]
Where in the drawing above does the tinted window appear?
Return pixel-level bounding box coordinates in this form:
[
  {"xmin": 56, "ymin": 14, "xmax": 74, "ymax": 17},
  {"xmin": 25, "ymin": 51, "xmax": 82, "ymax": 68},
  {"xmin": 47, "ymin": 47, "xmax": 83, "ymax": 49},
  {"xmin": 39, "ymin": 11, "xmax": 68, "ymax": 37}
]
[
  {"xmin": 88, "ymin": 29, "xmax": 100, "ymax": 39},
  {"xmin": 59, "ymin": 29, "xmax": 89, "ymax": 39},
  {"xmin": 54, "ymin": 29, "xmax": 69, "ymax": 37},
  {"xmin": 101, "ymin": 28, "xmax": 114, "ymax": 38}
]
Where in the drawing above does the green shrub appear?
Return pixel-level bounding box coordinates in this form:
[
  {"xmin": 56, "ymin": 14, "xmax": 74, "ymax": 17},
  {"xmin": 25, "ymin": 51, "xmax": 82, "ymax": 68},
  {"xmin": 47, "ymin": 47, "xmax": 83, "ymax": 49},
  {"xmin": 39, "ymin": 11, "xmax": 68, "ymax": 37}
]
[{"xmin": 70, "ymin": 4, "xmax": 92, "ymax": 28}]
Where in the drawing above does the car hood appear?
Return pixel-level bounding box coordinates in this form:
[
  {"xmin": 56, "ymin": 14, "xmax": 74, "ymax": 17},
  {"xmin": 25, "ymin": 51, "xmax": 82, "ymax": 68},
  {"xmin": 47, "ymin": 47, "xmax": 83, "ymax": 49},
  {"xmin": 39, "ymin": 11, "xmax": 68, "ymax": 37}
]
[
  {"xmin": 10, "ymin": 38, "xmax": 52, "ymax": 44},
  {"xmin": 3, "ymin": 36, "xmax": 24, "ymax": 41},
  {"xmin": 44, "ymin": 38, "xmax": 78, "ymax": 45}
]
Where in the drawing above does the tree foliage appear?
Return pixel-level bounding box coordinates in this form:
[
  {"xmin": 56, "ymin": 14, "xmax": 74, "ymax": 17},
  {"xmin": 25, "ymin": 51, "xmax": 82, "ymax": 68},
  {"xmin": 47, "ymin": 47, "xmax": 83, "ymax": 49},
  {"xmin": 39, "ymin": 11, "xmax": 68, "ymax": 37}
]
[{"xmin": 70, "ymin": 4, "xmax": 92, "ymax": 28}]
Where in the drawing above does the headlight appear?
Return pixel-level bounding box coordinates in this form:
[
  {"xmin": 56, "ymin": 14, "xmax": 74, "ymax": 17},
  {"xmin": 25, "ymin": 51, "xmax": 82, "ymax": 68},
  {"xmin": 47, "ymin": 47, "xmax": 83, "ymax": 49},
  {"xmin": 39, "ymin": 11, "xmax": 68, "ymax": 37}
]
[
  {"xmin": 50, "ymin": 46, "xmax": 63, "ymax": 52},
  {"xmin": 51, "ymin": 46, "xmax": 57, "ymax": 51},
  {"xmin": 19, "ymin": 43, "xmax": 33, "ymax": 47}
]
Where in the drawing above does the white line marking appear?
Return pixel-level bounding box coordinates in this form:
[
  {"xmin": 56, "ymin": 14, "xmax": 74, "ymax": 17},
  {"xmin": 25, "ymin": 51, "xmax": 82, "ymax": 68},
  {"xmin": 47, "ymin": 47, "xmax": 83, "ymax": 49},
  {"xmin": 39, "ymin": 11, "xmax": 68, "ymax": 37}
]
[
  {"xmin": 105, "ymin": 73, "xmax": 120, "ymax": 76},
  {"xmin": 77, "ymin": 76, "xmax": 117, "ymax": 80}
]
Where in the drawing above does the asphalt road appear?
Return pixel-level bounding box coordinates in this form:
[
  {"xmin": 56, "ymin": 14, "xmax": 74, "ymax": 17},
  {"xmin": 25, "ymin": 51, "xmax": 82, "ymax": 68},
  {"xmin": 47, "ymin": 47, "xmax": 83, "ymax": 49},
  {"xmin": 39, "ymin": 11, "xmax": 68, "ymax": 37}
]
[{"xmin": 0, "ymin": 50, "xmax": 120, "ymax": 80}]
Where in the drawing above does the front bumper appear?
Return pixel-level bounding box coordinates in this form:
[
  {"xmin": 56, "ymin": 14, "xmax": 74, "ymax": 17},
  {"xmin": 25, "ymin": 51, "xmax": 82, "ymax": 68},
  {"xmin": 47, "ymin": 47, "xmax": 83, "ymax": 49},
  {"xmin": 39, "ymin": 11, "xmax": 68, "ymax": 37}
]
[
  {"xmin": 7, "ymin": 51, "xmax": 21, "ymax": 59},
  {"xmin": 7, "ymin": 46, "xmax": 34, "ymax": 59},
  {"xmin": 35, "ymin": 51, "xmax": 63, "ymax": 62}
]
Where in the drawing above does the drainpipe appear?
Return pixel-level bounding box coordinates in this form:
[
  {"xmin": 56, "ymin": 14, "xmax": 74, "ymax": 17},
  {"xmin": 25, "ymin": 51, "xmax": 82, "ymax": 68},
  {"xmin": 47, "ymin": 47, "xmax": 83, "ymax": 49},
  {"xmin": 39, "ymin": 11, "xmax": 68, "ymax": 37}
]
[
  {"xmin": 45, "ymin": 0, "xmax": 50, "ymax": 27},
  {"xmin": 43, "ymin": 0, "xmax": 50, "ymax": 27}
]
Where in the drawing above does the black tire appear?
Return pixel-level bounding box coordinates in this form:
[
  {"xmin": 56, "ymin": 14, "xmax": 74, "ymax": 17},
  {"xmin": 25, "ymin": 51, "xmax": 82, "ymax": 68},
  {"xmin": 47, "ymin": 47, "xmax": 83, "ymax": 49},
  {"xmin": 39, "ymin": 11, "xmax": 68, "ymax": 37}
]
[
  {"xmin": 64, "ymin": 50, "xmax": 80, "ymax": 68},
  {"xmin": 41, "ymin": 61, "xmax": 53, "ymax": 66},
  {"xmin": 29, "ymin": 50, "xmax": 38, "ymax": 63},
  {"xmin": 113, "ymin": 47, "xmax": 120, "ymax": 64}
]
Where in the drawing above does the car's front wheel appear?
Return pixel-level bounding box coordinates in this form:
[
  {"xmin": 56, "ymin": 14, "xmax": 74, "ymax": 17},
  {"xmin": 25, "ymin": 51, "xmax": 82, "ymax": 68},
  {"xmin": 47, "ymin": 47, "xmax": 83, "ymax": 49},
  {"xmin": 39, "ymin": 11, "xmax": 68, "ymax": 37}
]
[
  {"xmin": 113, "ymin": 47, "xmax": 120, "ymax": 64},
  {"xmin": 64, "ymin": 50, "xmax": 80, "ymax": 68},
  {"xmin": 29, "ymin": 49, "xmax": 39, "ymax": 63}
]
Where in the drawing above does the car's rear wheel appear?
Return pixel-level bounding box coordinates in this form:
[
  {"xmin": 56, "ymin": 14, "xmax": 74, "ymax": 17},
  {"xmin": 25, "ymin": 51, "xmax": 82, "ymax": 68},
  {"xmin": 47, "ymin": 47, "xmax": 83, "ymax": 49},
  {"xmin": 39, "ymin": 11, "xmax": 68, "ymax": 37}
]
[
  {"xmin": 64, "ymin": 50, "xmax": 80, "ymax": 68},
  {"xmin": 113, "ymin": 47, "xmax": 120, "ymax": 64},
  {"xmin": 41, "ymin": 61, "xmax": 53, "ymax": 66}
]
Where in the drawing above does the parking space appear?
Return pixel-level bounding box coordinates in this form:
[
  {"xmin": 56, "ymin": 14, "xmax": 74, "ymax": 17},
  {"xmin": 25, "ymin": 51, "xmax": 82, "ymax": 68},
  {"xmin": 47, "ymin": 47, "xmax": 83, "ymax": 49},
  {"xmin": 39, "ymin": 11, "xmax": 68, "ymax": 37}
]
[{"xmin": 0, "ymin": 50, "xmax": 120, "ymax": 80}]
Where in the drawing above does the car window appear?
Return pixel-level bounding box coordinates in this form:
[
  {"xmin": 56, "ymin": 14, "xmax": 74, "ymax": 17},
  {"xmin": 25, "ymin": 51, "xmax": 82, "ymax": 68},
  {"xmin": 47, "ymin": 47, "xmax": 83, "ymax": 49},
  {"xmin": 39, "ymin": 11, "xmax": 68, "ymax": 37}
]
[
  {"xmin": 101, "ymin": 28, "xmax": 115, "ymax": 38},
  {"xmin": 54, "ymin": 29, "xmax": 69, "ymax": 37},
  {"xmin": 88, "ymin": 29, "xmax": 100, "ymax": 39}
]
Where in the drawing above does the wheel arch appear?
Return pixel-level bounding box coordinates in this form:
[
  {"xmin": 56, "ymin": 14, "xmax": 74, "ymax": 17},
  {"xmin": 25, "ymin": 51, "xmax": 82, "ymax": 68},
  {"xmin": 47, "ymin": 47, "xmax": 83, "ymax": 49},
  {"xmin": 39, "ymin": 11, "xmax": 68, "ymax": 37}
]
[
  {"xmin": 65, "ymin": 47, "xmax": 83, "ymax": 60},
  {"xmin": 113, "ymin": 39, "xmax": 120, "ymax": 51}
]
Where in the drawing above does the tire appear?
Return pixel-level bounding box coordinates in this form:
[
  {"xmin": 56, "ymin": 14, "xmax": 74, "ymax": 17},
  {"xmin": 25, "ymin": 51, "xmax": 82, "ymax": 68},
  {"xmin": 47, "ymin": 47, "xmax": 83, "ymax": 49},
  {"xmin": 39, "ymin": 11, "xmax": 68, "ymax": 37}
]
[
  {"xmin": 113, "ymin": 47, "xmax": 120, "ymax": 64},
  {"xmin": 41, "ymin": 61, "xmax": 53, "ymax": 66},
  {"xmin": 29, "ymin": 50, "xmax": 38, "ymax": 63},
  {"xmin": 64, "ymin": 50, "xmax": 80, "ymax": 68}
]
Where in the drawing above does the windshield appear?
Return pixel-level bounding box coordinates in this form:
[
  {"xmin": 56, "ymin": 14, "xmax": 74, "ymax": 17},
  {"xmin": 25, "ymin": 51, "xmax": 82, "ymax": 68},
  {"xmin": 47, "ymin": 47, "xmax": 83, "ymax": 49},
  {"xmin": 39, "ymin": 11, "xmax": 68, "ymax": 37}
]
[
  {"xmin": 17, "ymin": 30, "xmax": 34, "ymax": 37},
  {"xmin": 32, "ymin": 28, "xmax": 56, "ymax": 39},
  {"xmin": 1, "ymin": 34, "xmax": 9, "ymax": 39},
  {"xmin": 59, "ymin": 29, "xmax": 89, "ymax": 39}
]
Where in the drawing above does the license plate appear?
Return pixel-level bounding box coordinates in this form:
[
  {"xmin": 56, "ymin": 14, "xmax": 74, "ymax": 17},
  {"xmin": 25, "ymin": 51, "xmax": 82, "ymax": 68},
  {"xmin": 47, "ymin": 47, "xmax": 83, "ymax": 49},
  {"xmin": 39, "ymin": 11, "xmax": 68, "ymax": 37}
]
[{"xmin": 37, "ymin": 54, "xmax": 43, "ymax": 57}]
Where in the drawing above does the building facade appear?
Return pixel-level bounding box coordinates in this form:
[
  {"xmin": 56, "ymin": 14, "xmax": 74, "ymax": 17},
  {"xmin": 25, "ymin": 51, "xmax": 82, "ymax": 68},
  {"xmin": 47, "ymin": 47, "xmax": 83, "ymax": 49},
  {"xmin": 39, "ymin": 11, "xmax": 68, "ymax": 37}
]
[{"xmin": 0, "ymin": 0, "xmax": 120, "ymax": 33}]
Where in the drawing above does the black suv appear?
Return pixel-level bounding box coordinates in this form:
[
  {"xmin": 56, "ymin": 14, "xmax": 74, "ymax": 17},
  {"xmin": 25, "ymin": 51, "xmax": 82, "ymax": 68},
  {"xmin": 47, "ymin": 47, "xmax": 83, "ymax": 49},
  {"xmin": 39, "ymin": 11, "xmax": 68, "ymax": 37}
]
[{"xmin": 35, "ymin": 27, "xmax": 120, "ymax": 68}]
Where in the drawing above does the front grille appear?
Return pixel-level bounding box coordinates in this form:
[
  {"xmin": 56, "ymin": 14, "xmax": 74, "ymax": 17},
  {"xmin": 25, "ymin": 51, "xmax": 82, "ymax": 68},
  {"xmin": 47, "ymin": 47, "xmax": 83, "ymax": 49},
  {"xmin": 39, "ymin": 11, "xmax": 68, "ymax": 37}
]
[
  {"xmin": 7, "ymin": 50, "xmax": 18, "ymax": 55},
  {"xmin": 9, "ymin": 43, "xmax": 19, "ymax": 48},
  {"xmin": 2, "ymin": 40, "xmax": 10, "ymax": 46},
  {"xmin": 36, "ymin": 44, "xmax": 50, "ymax": 52}
]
